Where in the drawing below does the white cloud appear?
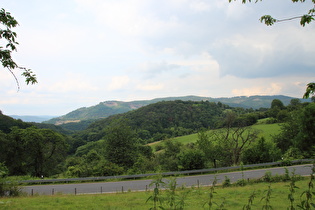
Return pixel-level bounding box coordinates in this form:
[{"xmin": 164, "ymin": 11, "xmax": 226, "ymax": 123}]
[
  {"xmin": 0, "ymin": 70, "xmax": 17, "ymax": 89},
  {"xmin": 189, "ymin": 1, "xmax": 212, "ymax": 12},
  {"xmin": 20, "ymin": 25, "xmax": 89, "ymax": 58},
  {"xmin": 140, "ymin": 61, "xmax": 181, "ymax": 78},
  {"xmin": 48, "ymin": 78, "xmax": 98, "ymax": 93},
  {"xmin": 136, "ymin": 83, "xmax": 164, "ymax": 91},
  {"xmin": 173, "ymin": 52, "xmax": 219, "ymax": 72},
  {"xmin": 0, "ymin": 98, "xmax": 19, "ymax": 105},
  {"xmin": 232, "ymin": 83, "xmax": 282, "ymax": 96},
  {"xmin": 75, "ymin": 0, "xmax": 149, "ymax": 36},
  {"xmin": 108, "ymin": 76, "xmax": 130, "ymax": 91},
  {"xmin": 225, "ymin": 1, "xmax": 253, "ymax": 20},
  {"xmin": 229, "ymin": 76, "xmax": 310, "ymax": 98}
]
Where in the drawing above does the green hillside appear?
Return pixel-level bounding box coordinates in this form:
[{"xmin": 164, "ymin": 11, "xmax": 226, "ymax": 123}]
[
  {"xmin": 44, "ymin": 95, "xmax": 309, "ymax": 125},
  {"xmin": 149, "ymin": 123, "xmax": 282, "ymax": 151},
  {"xmin": 0, "ymin": 111, "xmax": 31, "ymax": 133},
  {"xmin": 72, "ymin": 100, "xmax": 262, "ymax": 144}
]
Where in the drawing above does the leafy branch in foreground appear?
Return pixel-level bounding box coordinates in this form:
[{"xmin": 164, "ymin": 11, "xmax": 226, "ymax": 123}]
[
  {"xmin": 261, "ymin": 184, "xmax": 273, "ymax": 210},
  {"xmin": 303, "ymin": 83, "xmax": 315, "ymax": 99},
  {"xmin": 165, "ymin": 177, "xmax": 177, "ymax": 209},
  {"xmin": 204, "ymin": 176, "xmax": 218, "ymax": 209},
  {"xmin": 243, "ymin": 190, "xmax": 256, "ymax": 210},
  {"xmin": 288, "ymin": 169, "xmax": 298, "ymax": 210},
  {"xmin": 228, "ymin": 0, "xmax": 315, "ymax": 27},
  {"xmin": 146, "ymin": 174, "xmax": 165, "ymax": 210},
  {"xmin": 298, "ymin": 164, "xmax": 315, "ymax": 210},
  {"xmin": 0, "ymin": 8, "xmax": 37, "ymax": 90}
]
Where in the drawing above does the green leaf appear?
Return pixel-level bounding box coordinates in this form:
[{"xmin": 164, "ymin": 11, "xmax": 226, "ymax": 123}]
[{"xmin": 260, "ymin": 15, "xmax": 277, "ymax": 26}]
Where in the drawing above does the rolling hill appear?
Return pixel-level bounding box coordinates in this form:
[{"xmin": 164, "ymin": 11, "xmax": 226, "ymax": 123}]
[{"xmin": 44, "ymin": 95, "xmax": 309, "ymax": 125}]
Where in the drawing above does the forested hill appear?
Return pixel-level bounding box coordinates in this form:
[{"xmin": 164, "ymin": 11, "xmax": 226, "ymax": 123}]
[
  {"xmin": 73, "ymin": 100, "xmax": 258, "ymax": 144},
  {"xmin": 44, "ymin": 95, "xmax": 306, "ymax": 125},
  {"xmin": 0, "ymin": 111, "xmax": 71, "ymax": 135},
  {"xmin": 0, "ymin": 111, "xmax": 31, "ymax": 133}
]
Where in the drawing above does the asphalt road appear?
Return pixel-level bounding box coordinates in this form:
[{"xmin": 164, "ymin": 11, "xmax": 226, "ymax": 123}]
[{"xmin": 22, "ymin": 164, "xmax": 314, "ymax": 195}]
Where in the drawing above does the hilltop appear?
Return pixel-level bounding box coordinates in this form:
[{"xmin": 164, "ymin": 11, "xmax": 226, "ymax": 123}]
[{"xmin": 44, "ymin": 95, "xmax": 308, "ymax": 125}]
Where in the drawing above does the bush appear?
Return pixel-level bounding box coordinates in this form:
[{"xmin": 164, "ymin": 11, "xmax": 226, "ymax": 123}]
[
  {"xmin": 178, "ymin": 149, "xmax": 205, "ymax": 171},
  {"xmin": 155, "ymin": 144, "xmax": 164, "ymax": 152},
  {"xmin": 235, "ymin": 179, "xmax": 246, "ymax": 187},
  {"xmin": 0, "ymin": 163, "xmax": 21, "ymax": 197},
  {"xmin": 263, "ymin": 171, "xmax": 272, "ymax": 182},
  {"xmin": 222, "ymin": 176, "xmax": 231, "ymax": 188},
  {"xmin": 0, "ymin": 181, "xmax": 21, "ymax": 197}
]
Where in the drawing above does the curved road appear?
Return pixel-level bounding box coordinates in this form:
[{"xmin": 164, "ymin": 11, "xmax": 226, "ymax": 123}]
[{"xmin": 22, "ymin": 164, "xmax": 314, "ymax": 195}]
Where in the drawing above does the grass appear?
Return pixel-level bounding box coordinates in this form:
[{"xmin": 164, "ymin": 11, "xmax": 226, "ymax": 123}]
[
  {"xmin": 252, "ymin": 123, "xmax": 281, "ymax": 142},
  {"xmin": 0, "ymin": 178, "xmax": 312, "ymax": 209},
  {"xmin": 150, "ymin": 123, "xmax": 282, "ymax": 151}
]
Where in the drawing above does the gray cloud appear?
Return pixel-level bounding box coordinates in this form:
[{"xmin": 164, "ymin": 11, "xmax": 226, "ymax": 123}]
[
  {"xmin": 141, "ymin": 1, "xmax": 315, "ymax": 79},
  {"xmin": 141, "ymin": 61, "xmax": 181, "ymax": 79}
]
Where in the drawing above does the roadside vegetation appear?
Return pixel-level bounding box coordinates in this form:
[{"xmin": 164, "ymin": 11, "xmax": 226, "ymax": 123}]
[{"xmin": 1, "ymin": 170, "xmax": 315, "ymax": 209}]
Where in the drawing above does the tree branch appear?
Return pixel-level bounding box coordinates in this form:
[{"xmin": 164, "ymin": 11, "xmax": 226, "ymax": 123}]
[{"xmin": 7, "ymin": 67, "xmax": 20, "ymax": 91}]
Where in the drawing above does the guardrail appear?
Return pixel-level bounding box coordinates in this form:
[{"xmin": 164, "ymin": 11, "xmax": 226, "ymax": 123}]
[{"xmin": 20, "ymin": 159, "xmax": 314, "ymax": 185}]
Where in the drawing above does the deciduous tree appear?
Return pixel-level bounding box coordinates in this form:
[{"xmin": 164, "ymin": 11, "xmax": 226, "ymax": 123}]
[
  {"xmin": 1, "ymin": 127, "xmax": 68, "ymax": 176},
  {"xmin": 215, "ymin": 126, "xmax": 260, "ymax": 165},
  {"xmin": 275, "ymin": 103, "xmax": 315, "ymax": 157},
  {"xmin": 178, "ymin": 149, "xmax": 205, "ymax": 170},
  {"xmin": 104, "ymin": 119, "xmax": 138, "ymax": 168},
  {"xmin": 213, "ymin": 111, "xmax": 260, "ymax": 165},
  {"xmin": 196, "ymin": 130, "xmax": 217, "ymax": 167}
]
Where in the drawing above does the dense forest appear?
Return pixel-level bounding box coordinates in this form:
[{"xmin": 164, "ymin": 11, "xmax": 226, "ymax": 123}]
[
  {"xmin": 0, "ymin": 98, "xmax": 314, "ymax": 178},
  {"xmin": 44, "ymin": 95, "xmax": 307, "ymax": 125}
]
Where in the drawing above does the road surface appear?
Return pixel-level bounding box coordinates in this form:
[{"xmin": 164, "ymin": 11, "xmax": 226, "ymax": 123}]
[{"xmin": 22, "ymin": 164, "xmax": 313, "ymax": 195}]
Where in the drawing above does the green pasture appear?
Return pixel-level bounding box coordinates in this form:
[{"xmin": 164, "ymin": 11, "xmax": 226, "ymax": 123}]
[
  {"xmin": 150, "ymin": 123, "xmax": 282, "ymax": 151},
  {"xmin": 252, "ymin": 123, "xmax": 282, "ymax": 141},
  {"xmin": 0, "ymin": 178, "xmax": 312, "ymax": 209}
]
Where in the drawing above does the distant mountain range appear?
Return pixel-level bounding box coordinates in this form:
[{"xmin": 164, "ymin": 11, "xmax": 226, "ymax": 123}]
[
  {"xmin": 10, "ymin": 115, "xmax": 57, "ymax": 123},
  {"xmin": 44, "ymin": 95, "xmax": 310, "ymax": 125}
]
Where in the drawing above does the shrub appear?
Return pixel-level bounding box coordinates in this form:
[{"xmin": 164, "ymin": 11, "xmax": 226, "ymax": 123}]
[
  {"xmin": 155, "ymin": 144, "xmax": 164, "ymax": 152},
  {"xmin": 0, "ymin": 163, "xmax": 21, "ymax": 197},
  {"xmin": 235, "ymin": 179, "xmax": 247, "ymax": 187},
  {"xmin": 263, "ymin": 171, "xmax": 272, "ymax": 182},
  {"xmin": 222, "ymin": 176, "xmax": 231, "ymax": 188}
]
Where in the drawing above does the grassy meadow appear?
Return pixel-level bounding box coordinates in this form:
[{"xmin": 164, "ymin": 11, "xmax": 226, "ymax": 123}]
[
  {"xmin": 0, "ymin": 178, "xmax": 312, "ymax": 209},
  {"xmin": 149, "ymin": 123, "xmax": 282, "ymax": 151}
]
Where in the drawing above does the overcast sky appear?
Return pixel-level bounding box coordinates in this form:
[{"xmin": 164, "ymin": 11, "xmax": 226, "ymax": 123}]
[{"xmin": 1, "ymin": 0, "xmax": 314, "ymax": 116}]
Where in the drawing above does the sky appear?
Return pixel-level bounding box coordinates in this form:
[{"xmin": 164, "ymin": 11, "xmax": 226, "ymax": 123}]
[{"xmin": 1, "ymin": 0, "xmax": 315, "ymax": 116}]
